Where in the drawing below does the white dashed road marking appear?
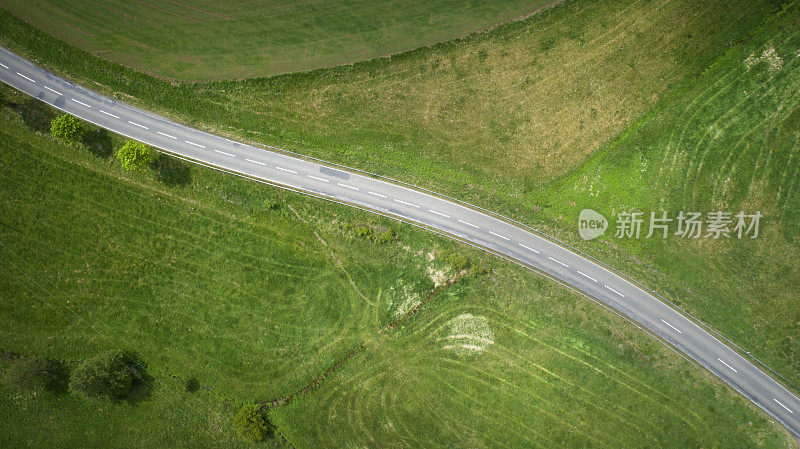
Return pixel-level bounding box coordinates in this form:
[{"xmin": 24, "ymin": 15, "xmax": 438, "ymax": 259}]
[
  {"xmin": 338, "ymin": 183, "xmax": 359, "ymax": 190},
  {"xmin": 307, "ymin": 175, "xmax": 329, "ymax": 182},
  {"xmin": 576, "ymin": 270, "xmax": 597, "ymax": 282},
  {"xmin": 214, "ymin": 149, "xmax": 235, "ymax": 157},
  {"xmin": 16, "ymin": 72, "xmax": 35, "ymax": 83},
  {"xmin": 718, "ymin": 358, "xmax": 738, "ymax": 373},
  {"xmin": 488, "ymin": 230, "xmax": 510, "ymax": 241},
  {"xmin": 129, "ymin": 121, "xmax": 148, "ymax": 129},
  {"xmin": 518, "ymin": 243, "xmax": 539, "ymax": 254},
  {"xmin": 0, "ymin": 62, "xmax": 8, "ymax": 69},
  {"xmin": 458, "ymin": 219, "xmax": 479, "ymax": 229},
  {"xmin": 43, "ymin": 85, "xmax": 62, "ymax": 96},
  {"xmin": 184, "ymin": 140, "xmax": 204, "ymax": 148},
  {"xmin": 604, "ymin": 284, "xmax": 625, "ymax": 297},
  {"xmin": 368, "ymin": 191, "xmax": 387, "ymax": 198},
  {"xmin": 71, "ymin": 98, "xmax": 91, "ymax": 108},
  {"xmin": 156, "ymin": 131, "xmax": 176, "ymax": 139},
  {"xmin": 276, "ymin": 166, "xmax": 297, "ymax": 174},
  {"xmin": 428, "ymin": 209, "xmax": 450, "ymax": 218},
  {"xmin": 660, "ymin": 318, "xmax": 682, "ymax": 334},
  {"xmin": 774, "ymin": 398, "xmax": 794, "ymax": 414},
  {"xmin": 245, "ymin": 158, "xmax": 266, "ymax": 166},
  {"xmin": 394, "ymin": 199, "xmax": 419, "ymax": 208},
  {"xmin": 99, "ymin": 110, "xmax": 119, "ymax": 119},
  {"xmin": 548, "ymin": 256, "xmax": 569, "ymax": 268}
]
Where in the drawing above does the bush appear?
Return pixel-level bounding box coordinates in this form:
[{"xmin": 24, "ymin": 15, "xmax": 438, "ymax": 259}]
[
  {"xmin": 263, "ymin": 199, "xmax": 280, "ymax": 211},
  {"xmin": 469, "ymin": 264, "xmax": 490, "ymax": 276},
  {"xmin": 50, "ymin": 114, "xmax": 84, "ymax": 142},
  {"xmin": 353, "ymin": 226, "xmax": 373, "ymax": 238},
  {"xmin": 440, "ymin": 251, "xmax": 471, "ymax": 271},
  {"xmin": 117, "ymin": 140, "xmax": 156, "ymax": 172},
  {"xmin": 374, "ymin": 227, "xmax": 397, "ymax": 244},
  {"xmin": 232, "ymin": 403, "xmax": 273, "ymax": 442},
  {"xmin": 6, "ymin": 357, "xmax": 69, "ymax": 394},
  {"xmin": 68, "ymin": 350, "xmax": 146, "ymax": 401},
  {"xmin": 185, "ymin": 377, "xmax": 200, "ymax": 393}
]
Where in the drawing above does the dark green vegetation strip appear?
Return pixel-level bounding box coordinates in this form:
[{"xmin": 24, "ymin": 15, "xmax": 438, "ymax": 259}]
[
  {"xmin": 0, "ymin": 0, "xmax": 554, "ymax": 81},
  {"xmin": 0, "ymin": 88, "xmax": 794, "ymax": 447}
]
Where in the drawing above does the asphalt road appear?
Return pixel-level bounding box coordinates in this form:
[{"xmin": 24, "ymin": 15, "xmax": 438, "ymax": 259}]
[{"xmin": 1, "ymin": 46, "xmax": 798, "ymax": 437}]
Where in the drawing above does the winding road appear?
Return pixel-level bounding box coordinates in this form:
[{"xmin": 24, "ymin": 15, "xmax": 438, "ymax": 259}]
[{"xmin": 1, "ymin": 46, "xmax": 799, "ymax": 437}]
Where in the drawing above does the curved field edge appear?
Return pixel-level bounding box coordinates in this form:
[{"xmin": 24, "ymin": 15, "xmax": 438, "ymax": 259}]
[{"xmin": 0, "ymin": 0, "xmax": 557, "ymax": 82}]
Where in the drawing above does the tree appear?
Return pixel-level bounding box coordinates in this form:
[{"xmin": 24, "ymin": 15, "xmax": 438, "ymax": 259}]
[
  {"xmin": 50, "ymin": 114, "xmax": 84, "ymax": 143},
  {"xmin": 117, "ymin": 140, "xmax": 156, "ymax": 172},
  {"xmin": 6, "ymin": 357, "xmax": 69, "ymax": 394},
  {"xmin": 68, "ymin": 350, "xmax": 146, "ymax": 401},
  {"xmin": 232, "ymin": 403, "xmax": 273, "ymax": 442}
]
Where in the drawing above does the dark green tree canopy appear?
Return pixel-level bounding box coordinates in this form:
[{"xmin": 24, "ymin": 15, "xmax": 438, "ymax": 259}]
[{"xmin": 117, "ymin": 140, "xmax": 156, "ymax": 172}]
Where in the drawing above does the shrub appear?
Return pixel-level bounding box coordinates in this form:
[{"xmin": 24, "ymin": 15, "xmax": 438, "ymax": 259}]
[
  {"xmin": 469, "ymin": 264, "xmax": 490, "ymax": 276},
  {"xmin": 441, "ymin": 251, "xmax": 471, "ymax": 271},
  {"xmin": 68, "ymin": 350, "xmax": 146, "ymax": 401},
  {"xmin": 374, "ymin": 227, "xmax": 397, "ymax": 244},
  {"xmin": 264, "ymin": 199, "xmax": 280, "ymax": 211},
  {"xmin": 50, "ymin": 114, "xmax": 84, "ymax": 142},
  {"xmin": 353, "ymin": 226, "xmax": 373, "ymax": 238},
  {"xmin": 232, "ymin": 403, "xmax": 272, "ymax": 442},
  {"xmin": 117, "ymin": 140, "xmax": 156, "ymax": 172},
  {"xmin": 6, "ymin": 357, "xmax": 69, "ymax": 394},
  {"xmin": 185, "ymin": 377, "xmax": 200, "ymax": 393}
]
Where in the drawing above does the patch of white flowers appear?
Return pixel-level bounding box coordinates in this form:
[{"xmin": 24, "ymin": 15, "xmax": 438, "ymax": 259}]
[
  {"xmin": 745, "ymin": 46, "xmax": 783, "ymax": 73},
  {"xmin": 441, "ymin": 313, "xmax": 494, "ymax": 354}
]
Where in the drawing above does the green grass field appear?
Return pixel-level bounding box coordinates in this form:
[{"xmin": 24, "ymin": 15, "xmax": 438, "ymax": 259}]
[
  {"xmin": 0, "ymin": 0, "xmax": 554, "ymax": 81},
  {"xmin": 271, "ymin": 268, "xmax": 794, "ymax": 448},
  {"xmin": 6, "ymin": 0, "xmax": 798, "ymax": 395},
  {"xmin": 536, "ymin": 2, "xmax": 800, "ymax": 394},
  {"xmin": 0, "ymin": 87, "xmax": 795, "ymax": 447},
  {"xmin": 3, "ymin": 0, "xmax": 800, "ymax": 446}
]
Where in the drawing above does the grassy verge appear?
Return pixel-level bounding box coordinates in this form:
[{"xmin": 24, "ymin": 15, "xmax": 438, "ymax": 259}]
[{"xmin": 0, "ymin": 0, "xmax": 553, "ymax": 81}]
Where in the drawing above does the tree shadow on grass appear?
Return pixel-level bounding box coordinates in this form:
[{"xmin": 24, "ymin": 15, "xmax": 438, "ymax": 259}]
[
  {"xmin": 153, "ymin": 153, "xmax": 192, "ymax": 187},
  {"xmin": 121, "ymin": 352, "xmax": 154, "ymax": 405},
  {"xmin": 11, "ymin": 97, "xmax": 55, "ymax": 134},
  {"xmin": 82, "ymin": 128, "xmax": 114, "ymax": 158}
]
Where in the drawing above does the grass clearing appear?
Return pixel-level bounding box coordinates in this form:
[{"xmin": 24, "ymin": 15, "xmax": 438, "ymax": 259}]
[{"xmin": 0, "ymin": 0, "xmax": 554, "ymax": 81}]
